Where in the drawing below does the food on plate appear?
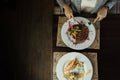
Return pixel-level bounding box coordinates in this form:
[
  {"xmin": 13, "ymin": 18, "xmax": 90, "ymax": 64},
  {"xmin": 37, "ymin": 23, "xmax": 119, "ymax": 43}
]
[
  {"xmin": 64, "ymin": 58, "xmax": 85, "ymax": 80},
  {"xmin": 67, "ymin": 21, "xmax": 89, "ymax": 44},
  {"xmin": 64, "ymin": 58, "xmax": 76, "ymax": 72}
]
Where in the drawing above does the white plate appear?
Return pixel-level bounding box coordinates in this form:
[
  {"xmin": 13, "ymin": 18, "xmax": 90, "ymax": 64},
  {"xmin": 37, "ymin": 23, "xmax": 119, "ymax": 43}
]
[
  {"xmin": 56, "ymin": 52, "xmax": 93, "ymax": 80},
  {"xmin": 61, "ymin": 17, "xmax": 96, "ymax": 50}
]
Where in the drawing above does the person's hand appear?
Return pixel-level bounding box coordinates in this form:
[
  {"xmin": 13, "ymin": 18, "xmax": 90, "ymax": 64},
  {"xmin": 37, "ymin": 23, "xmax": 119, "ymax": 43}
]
[
  {"xmin": 94, "ymin": 6, "xmax": 108, "ymax": 23},
  {"xmin": 64, "ymin": 5, "xmax": 74, "ymax": 19}
]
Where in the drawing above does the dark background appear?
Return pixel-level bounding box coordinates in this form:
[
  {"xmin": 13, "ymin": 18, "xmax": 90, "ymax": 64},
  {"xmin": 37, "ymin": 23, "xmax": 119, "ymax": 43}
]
[
  {"xmin": 0, "ymin": 0, "xmax": 16, "ymax": 12},
  {"xmin": 1, "ymin": 0, "xmax": 120, "ymax": 80}
]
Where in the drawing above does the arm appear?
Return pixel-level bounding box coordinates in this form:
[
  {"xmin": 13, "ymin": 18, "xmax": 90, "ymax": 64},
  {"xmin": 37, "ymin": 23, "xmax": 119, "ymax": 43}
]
[
  {"xmin": 104, "ymin": 0, "xmax": 117, "ymax": 10},
  {"xmin": 56, "ymin": 0, "xmax": 74, "ymax": 19},
  {"xmin": 94, "ymin": 0, "xmax": 116, "ymax": 22},
  {"xmin": 56, "ymin": 0, "xmax": 66, "ymax": 8}
]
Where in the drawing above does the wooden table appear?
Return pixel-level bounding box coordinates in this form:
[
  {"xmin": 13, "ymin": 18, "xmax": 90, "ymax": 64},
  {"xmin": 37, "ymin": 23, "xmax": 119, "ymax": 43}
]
[
  {"xmin": 1, "ymin": 0, "xmax": 120, "ymax": 80},
  {"xmin": 53, "ymin": 14, "xmax": 120, "ymax": 80},
  {"xmin": 53, "ymin": 15, "xmax": 99, "ymax": 80}
]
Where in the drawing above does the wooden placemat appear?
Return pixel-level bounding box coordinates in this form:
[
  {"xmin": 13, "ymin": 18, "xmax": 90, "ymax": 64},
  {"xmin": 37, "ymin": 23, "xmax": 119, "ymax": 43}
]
[
  {"xmin": 56, "ymin": 16, "xmax": 100, "ymax": 49},
  {"xmin": 53, "ymin": 52, "xmax": 98, "ymax": 80}
]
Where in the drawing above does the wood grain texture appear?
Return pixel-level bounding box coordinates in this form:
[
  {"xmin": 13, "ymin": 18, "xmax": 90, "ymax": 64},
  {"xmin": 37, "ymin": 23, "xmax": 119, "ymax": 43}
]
[
  {"xmin": 16, "ymin": 0, "xmax": 53, "ymax": 80},
  {"xmin": 1, "ymin": 0, "xmax": 120, "ymax": 80},
  {"xmin": 1, "ymin": 0, "xmax": 53, "ymax": 80}
]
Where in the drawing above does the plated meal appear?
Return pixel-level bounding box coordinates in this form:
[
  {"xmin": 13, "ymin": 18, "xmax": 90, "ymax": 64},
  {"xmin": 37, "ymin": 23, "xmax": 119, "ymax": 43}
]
[
  {"xmin": 67, "ymin": 21, "xmax": 89, "ymax": 44},
  {"xmin": 56, "ymin": 52, "xmax": 93, "ymax": 80},
  {"xmin": 64, "ymin": 58, "xmax": 85, "ymax": 80},
  {"xmin": 61, "ymin": 17, "xmax": 96, "ymax": 50}
]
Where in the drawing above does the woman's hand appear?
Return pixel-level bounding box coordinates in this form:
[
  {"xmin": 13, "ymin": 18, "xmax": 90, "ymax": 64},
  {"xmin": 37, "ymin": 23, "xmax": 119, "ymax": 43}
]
[
  {"xmin": 94, "ymin": 6, "xmax": 108, "ymax": 23},
  {"xmin": 64, "ymin": 5, "xmax": 74, "ymax": 19}
]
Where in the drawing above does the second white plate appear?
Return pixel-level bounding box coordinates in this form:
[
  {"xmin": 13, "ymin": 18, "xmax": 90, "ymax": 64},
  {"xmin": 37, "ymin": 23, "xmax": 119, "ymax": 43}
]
[{"xmin": 56, "ymin": 52, "xmax": 93, "ymax": 80}]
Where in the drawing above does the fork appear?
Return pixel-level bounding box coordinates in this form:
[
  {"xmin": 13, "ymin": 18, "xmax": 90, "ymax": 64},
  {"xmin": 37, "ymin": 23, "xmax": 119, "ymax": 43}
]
[{"xmin": 72, "ymin": 17, "xmax": 80, "ymax": 24}]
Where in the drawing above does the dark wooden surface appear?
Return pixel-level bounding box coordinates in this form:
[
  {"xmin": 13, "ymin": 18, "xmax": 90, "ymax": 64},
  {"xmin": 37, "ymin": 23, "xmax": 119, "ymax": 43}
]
[
  {"xmin": 1, "ymin": 0, "xmax": 120, "ymax": 80},
  {"xmin": 52, "ymin": 15, "xmax": 120, "ymax": 80},
  {"xmin": 1, "ymin": 0, "xmax": 53, "ymax": 80}
]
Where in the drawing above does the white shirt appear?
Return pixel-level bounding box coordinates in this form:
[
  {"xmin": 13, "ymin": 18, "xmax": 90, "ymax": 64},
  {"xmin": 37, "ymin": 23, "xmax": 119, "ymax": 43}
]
[
  {"xmin": 71, "ymin": 0, "xmax": 97, "ymax": 12},
  {"xmin": 81, "ymin": 0, "xmax": 97, "ymax": 12}
]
